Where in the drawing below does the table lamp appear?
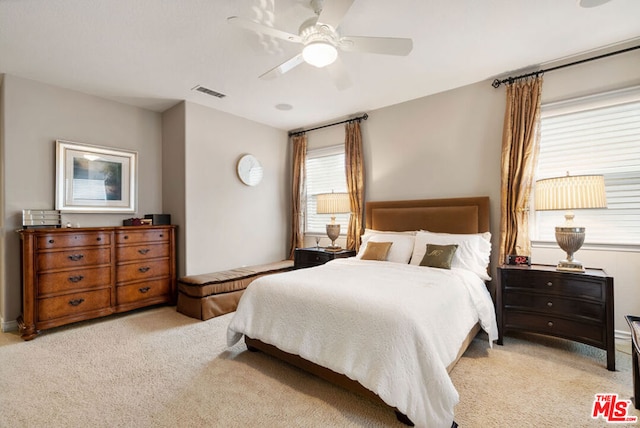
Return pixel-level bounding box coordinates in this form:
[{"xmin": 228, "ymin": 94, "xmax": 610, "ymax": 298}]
[
  {"xmin": 316, "ymin": 192, "xmax": 350, "ymax": 251},
  {"xmin": 534, "ymin": 173, "xmax": 607, "ymax": 272}
]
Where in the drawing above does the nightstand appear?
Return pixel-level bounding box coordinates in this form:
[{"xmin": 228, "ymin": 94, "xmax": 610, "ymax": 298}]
[
  {"xmin": 294, "ymin": 247, "xmax": 356, "ymax": 269},
  {"xmin": 497, "ymin": 264, "xmax": 615, "ymax": 371}
]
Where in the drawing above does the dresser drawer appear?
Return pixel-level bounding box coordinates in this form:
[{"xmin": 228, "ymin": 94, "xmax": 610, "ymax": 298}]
[
  {"xmin": 116, "ymin": 229, "xmax": 170, "ymax": 245},
  {"xmin": 36, "ymin": 231, "xmax": 111, "ymax": 250},
  {"xmin": 116, "ymin": 278, "xmax": 170, "ymax": 305},
  {"xmin": 37, "ymin": 247, "xmax": 112, "ymax": 271},
  {"xmin": 117, "ymin": 259, "xmax": 170, "ymax": 283},
  {"xmin": 38, "ymin": 289, "xmax": 112, "ymax": 322},
  {"xmin": 504, "ymin": 292, "xmax": 604, "ymax": 321},
  {"xmin": 502, "ymin": 270, "xmax": 604, "ymax": 300},
  {"xmin": 38, "ymin": 266, "xmax": 112, "ymax": 295},
  {"xmin": 117, "ymin": 243, "xmax": 169, "ymax": 262},
  {"xmin": 504, "ymin": 311, "xmax": 604, "ymax": 345}
]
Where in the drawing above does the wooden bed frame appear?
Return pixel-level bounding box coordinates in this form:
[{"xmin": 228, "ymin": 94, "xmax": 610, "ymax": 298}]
[{"xmin": 245, "ymin": 196, "xmax": 491, "ymax": 426}]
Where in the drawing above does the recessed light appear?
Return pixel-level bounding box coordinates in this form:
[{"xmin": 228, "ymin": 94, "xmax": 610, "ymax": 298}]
[{"xmin": 275, "ymin": 103, "xmax": 293, "ymax": 111}]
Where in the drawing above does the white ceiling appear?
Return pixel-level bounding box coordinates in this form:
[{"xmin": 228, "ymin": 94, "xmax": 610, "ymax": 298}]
[{"xmin": 1, "ymin": 0, "xmax": 639, "ymax": 131}]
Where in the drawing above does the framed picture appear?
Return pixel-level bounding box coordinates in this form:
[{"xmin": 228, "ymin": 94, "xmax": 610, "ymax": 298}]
[{"xmin": 55, "ymin": 140, "xmax": 137, "ymax": 213}]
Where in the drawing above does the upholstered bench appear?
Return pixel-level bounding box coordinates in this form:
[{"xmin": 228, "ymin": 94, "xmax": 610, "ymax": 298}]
[{"xmin": 176, "ymin": 260, "xmax": 295, "ymax": 321}]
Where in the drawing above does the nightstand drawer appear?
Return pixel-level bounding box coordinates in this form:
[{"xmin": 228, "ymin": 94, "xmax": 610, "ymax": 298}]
[
  {"xmin": 504, "ymin": 292, "xmax": 604, "ymax": 321},
  {"xmin": 297, "ymin": 252, "xmax": 331, "ymax": 265},
  {"xmin": 502, "ymin": 270, "xmax": 604, "ymax": 300},
  {"xmin": 504, "ymin": 311, "xmax": 604, "ymax": 345},
  {"xmin": 294, "ymin": 248, "xmax": 356, "ymax": 269}
]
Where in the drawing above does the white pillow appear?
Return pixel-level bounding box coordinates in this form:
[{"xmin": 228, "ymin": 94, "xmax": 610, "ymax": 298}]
[
  {"xmin": 357, "ymin": 233, "xmax": 415, "ymax": 264},
  {"xmin": 409, "ymin": 230, "xmax": 492, "ymax": 280}
]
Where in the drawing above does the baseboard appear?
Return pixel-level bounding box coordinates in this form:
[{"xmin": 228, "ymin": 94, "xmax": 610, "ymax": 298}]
[
  {"xmin": 1, "ymin": 317, "xmax": 18, "ymax": 333},
  {"xmin": 616, "ymin": 329, "xmax": 632, "ymax": 342}
]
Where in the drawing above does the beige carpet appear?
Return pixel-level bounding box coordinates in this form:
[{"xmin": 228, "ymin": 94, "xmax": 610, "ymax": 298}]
[{"xmin": 1, "ymin": 306, "xmax": 637, "ymax": 428}]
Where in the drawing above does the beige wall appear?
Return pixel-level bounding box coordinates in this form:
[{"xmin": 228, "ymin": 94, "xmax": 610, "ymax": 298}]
[
  {"xmin": 161, "ymin": 102, "xmax": 187, "ymax": 277},
  {"xmin": 1, "ymin": 45, "xmax": 638, "ymax": 337},
  {"xmin": 532, "ymin": 47, "xmax": 640, "ymax": 337},
  {"xmin": 303, "ymin": 47, "xmax": 640, "ymax": 336},
  {"xmin": 182, "ymin": 102, "xmax": 289, "ymax": 275},
  {"xmin": 0, "ymin": 74, "xmax": 163, "ymax": 329}
]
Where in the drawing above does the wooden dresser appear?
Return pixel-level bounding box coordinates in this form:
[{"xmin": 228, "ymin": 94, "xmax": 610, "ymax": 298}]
[
  {"xmin": 18, "ymin": 225, "xmax": 176, "ymax": 340},
  {"xmin": 497, "ymin": 264, "xmax": 615, "ymax": 370}
]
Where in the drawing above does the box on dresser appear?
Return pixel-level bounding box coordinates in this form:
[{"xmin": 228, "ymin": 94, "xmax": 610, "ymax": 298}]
[
  {"xmin": 497, "ymin": 264, "xmax": 614, "ymax": 370},
  {"xmin": 18, "ymin": 225, "xmax": 176, "ymax": 340}
]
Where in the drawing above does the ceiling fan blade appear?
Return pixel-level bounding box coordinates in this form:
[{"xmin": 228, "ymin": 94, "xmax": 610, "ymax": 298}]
[
  {"xmin": 317, "ymin": 0, "xmax": 355, "ymax": 29},
  {"xmin": 227, "ymin": 16, "xmax": 302, "ymax": 44},
  {"xmin": 340, "ymin": 36, "xmax": 413, "ymax": 56},
  {"xmin": 326, "ymin": 57, "xmax": 352, "ymax": 91},
  {"xmin": 259, "ymin": 53, "xmax": 305, "ymax": 80}
]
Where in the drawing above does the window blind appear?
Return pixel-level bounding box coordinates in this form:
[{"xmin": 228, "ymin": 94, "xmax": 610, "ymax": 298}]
[
  {"xmin": 533, "ymin": 86, "xmax": 640, "ymax": 245},
  {"xmin": 305, "ymin": 145, "xmax": 349, "ymax": 234}
]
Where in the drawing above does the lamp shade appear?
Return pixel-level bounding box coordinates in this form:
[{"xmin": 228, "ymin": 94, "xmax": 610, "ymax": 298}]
[
  {"xmin": 316, "ymin": 192, "xmax": 350, "ymax": 214},
  {"xmin": 535, "ymin": 174, "xmax": 607, "ymax": 211}
]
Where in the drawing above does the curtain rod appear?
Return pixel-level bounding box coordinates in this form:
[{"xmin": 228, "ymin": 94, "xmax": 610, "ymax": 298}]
[
  {"xmin": 288, "ymin": 113, "xmax": 368, "ymax": 137},
  {"xmin": 491, "ymin": 44, "xmax": 640, "ymax": 88}
]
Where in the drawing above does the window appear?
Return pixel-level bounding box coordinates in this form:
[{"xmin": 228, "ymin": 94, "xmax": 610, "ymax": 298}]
[
  {"xmin": 532, "ymin": 86, "xmax": 640, "ymax": 246},
  {"xmin": 305, "ymin": 145, "xmax": 349, "ymax": 234}
]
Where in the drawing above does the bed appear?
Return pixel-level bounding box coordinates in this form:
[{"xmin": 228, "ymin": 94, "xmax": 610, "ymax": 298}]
[{"xmin": 227, "ymin": 197, "xmax": 498, "ymax": 428}]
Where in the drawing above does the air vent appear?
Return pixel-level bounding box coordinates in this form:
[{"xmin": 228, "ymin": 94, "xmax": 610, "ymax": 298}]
[{"xmin": 192, "ymin": 85, "xmax": 226, "ymax": 99}]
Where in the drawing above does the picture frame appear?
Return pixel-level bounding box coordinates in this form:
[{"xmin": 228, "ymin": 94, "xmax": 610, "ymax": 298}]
[{"xmin": 55, "ymin": 140, "xmax": 137, "ymax": 213}]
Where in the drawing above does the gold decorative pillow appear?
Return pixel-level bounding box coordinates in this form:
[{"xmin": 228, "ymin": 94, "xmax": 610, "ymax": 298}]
[
  {"xmin": 361, "ymin": 241, "xmax": 393, "ymax": 261},
  {"xmin": 420, "ymin": 244, "xmax": 458, "ymax": 269}
]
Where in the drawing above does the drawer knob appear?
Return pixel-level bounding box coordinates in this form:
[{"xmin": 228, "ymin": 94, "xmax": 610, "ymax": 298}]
[
  {"xmin": 138, "ymin": 249, "xmax": 150, "ymax": 255},
  {"xmin": 124, "ymin": 235, "xmax": 129, "ymax": 240},
  {"xmin": 546, "ymin": 281, "xmax": 553, "ymax": 287},
  {"xmin": 68, "ymin": 298, "xmax": 85, "ymax": 307},
  {"xmin": 159, "ymin": 234, "xmax": 164, "ymax": 238},
  {"xmin": 97, "ymin": 237, "xmax": 102, "ymax": 241},
  {"xmin": 48, "ymin": 239, "xmax": 55, "ymax": 244},
  {"xmin": 547, "ymin": 301, "xmax": 553, "ymax": 307},
  {"xmin": 547, "ymin": 321, "xmax": 554, "ymax": 327},
  {"xmin": 138, "ymin": 266, "xmax": 151, "ymax": 273},
  {"xmin": 68, "ymin": 275, "xmax": 84, "ymax": 283},
  {"xmin": 139, "ymin": 287, "xmax": 151, "ymax": 293},
  {"xmin": 68, "ymin": 254, "xmax": 84, "ymax": 261}
]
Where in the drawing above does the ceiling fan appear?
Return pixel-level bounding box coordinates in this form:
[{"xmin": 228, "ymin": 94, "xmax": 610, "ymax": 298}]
[{"xmin": 227, "ymin": 0, "xmax": 413, "ymax": 90}]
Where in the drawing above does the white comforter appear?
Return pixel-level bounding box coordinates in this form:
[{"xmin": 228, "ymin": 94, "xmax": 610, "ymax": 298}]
[{"xmin": 227, "ymin": 258, "xmax": 498, "ymax": 428}]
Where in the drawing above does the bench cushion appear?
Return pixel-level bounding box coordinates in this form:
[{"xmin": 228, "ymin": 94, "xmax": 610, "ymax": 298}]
[{"xmin": 176, "ymin": 260, "xmax": 294, "ymax": 321}]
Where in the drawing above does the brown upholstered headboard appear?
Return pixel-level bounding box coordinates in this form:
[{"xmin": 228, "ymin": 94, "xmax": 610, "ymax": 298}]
[{"xmin": 365, "ymin": 197, "xmax": 490, "ymax": 234}]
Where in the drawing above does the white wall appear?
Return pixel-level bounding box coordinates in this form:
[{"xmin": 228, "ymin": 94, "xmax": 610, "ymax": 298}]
[
  {"xmin": 183, "ymin": 102, "xmax": 289, "ymax": 275},
  {"xmin": 0, "ymin": 74, "xmax": 163, "ymax": 328}
]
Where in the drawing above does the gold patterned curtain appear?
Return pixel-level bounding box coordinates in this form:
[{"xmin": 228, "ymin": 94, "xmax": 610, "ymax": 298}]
[
  {"xmin": 345, "ymin": 121, "xmax": 365, "ymax": 251},
  {"xmin": 499, "ymin": 76, "xmax": 543, "ymax": 263},
  {"xmin": 288, "ymin": 134, "xmax": 307, "ymax": 259}
]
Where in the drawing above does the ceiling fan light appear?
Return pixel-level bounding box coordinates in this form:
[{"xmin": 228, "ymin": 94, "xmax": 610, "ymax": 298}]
[{"xmin": 302, "ymin": 42, "xmax": 338, "ymax": 68}]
